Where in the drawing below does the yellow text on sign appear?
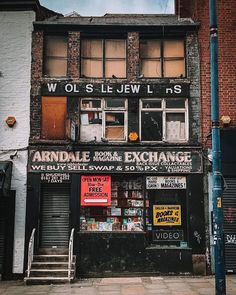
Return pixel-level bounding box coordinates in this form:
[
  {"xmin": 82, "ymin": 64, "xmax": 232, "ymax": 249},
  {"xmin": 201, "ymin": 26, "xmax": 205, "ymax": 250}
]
[{"xmin": 153, "ymin": 205, "xmax": 181, "ymax": 226}]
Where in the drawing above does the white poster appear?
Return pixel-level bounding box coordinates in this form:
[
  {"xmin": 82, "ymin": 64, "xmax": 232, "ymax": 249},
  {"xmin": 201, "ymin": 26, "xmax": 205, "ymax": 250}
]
[{"xmin": 146, "ymin": 176, "xmax": 186, "ymax": 189}]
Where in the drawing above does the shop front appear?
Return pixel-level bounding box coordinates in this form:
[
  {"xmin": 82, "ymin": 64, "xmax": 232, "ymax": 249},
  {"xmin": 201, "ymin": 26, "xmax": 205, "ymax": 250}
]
[{"xmin": 26, "ymin": 147, "xmax": 205, "ymax": 276}]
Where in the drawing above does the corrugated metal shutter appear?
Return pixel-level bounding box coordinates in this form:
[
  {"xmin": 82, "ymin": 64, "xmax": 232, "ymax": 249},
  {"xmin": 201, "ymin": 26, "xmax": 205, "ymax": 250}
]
[
  {"xmin": 223, "ymin": 178, "xmax": 236, "ymax": 273},
  {"xmin": 40, "ymin": 184, "xmax": 70, "ymax": 248},
  {"xmin": 0, "ymin": 199, "xmax": 6, "ymax": 273}
]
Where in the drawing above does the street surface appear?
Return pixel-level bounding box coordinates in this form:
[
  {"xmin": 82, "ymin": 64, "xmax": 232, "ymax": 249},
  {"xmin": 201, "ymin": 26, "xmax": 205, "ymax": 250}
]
[{"xmin": 1, "ymin": 276, "xmax": 236, "ymax": 295}]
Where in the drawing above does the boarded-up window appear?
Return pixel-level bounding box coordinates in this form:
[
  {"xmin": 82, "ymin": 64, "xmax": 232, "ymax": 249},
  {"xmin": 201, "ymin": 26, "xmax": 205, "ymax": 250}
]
[
  {"xmin": 41, "ymin": 97, "xmax": 67, "ymax": 140},
  {"xmin": 140, "ymin": 40, "xmax": 161, "ymax": 78},
  {"xmin": 44, "ymin": 36, "xmax": 68, "ymax": 77},
  {"xmin": 163, "ymin": 40, "xmax": 185, "ymax": 77},
  {"xmin": 140, "ymin": 39, "xmax": 185, "ymax": 78},
  {"xmin": 81, "ymin": 39, "xmax": 126, "ymax": 78}
]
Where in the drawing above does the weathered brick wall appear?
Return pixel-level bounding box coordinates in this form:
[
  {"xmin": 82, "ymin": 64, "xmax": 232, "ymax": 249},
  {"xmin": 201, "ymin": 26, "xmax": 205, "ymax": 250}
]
[
  {"xmin": 127, "ymin": 32, "xmax": 139, "ymax": 81},
  {"xmin": 68, "ymin": 31, "xmax": 80, "ymax": 78},
  {"xmin": 178, "ymin": 0, "xmax": 236, "ymax": 147},
  {"xmin": 31, "ymin": 30, "xmax": 43, "ymax": 140}
]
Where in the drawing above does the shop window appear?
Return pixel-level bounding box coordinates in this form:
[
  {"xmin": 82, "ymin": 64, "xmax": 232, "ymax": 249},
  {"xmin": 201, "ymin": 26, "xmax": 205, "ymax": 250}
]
[
  {"xmin": 140, "ymin": 39, "xmax": 185, "ymax": 78},
  {"xmin": 80, "ymin": 177, "xmax": 144, "ymax": 232},
  {"xmin": 41, "ymin": 96, "xmax": 67, "ymax": 140},
  {"xmin": 81, "ymin": 39, "xmax": 126, "ymax": 78},
  {"xmin": 80, "ymin": 98, "xmax": 127, "ymax": 142},
  {"xmin": 140, "ymin": 98, "xmax": 188, "ymax": 142},
  {"xmin": 44, "ymin": 35, "xmax": 68, "ymax": 77}
]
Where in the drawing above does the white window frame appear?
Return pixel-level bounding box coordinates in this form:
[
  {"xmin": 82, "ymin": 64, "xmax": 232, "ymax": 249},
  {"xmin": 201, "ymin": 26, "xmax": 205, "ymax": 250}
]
[
  {"xmin": 80, "ymin": 98, "xmax": 128, "ymax": 142},
  {"xmin": 139, "ymin": 98, "xmax": 189, "ymax": 143}
]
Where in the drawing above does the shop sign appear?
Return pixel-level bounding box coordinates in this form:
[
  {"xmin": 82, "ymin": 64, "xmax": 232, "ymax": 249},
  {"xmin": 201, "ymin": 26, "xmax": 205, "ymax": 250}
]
[
  {"xmin": 146, "ymin": 176, "xmax": 186, "ymax": 189},
  {"xmin": 29, "ymin": 149, "xmax": 202, "ymax": 174},
  {"xmin": 81, "ymin": 175, "xmax": 111, "ymax": 206},
  {"xmin": 152, "ymin": 230, "xmax": 184, "ymax": 242},
  {"xmin": 42, "ymin": 82, "xmax": 190, "ymax": 97},
  {"xmin": 41, "ymin": 173, "xmax": 70, "ymax": 183},
  {"xmin": 153, "ymin": 205, "xmax": 181, "ymax": 226}
]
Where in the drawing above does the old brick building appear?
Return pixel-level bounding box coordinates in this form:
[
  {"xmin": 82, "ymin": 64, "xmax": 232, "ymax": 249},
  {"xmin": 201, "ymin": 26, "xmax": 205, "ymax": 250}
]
[
  {"xmin": 24, "ymin": 9, "xmax": 207, "ymax": 281},
  {"xmin": 176, "ymin": 0, "xmax": 236, "ymax": 273}
]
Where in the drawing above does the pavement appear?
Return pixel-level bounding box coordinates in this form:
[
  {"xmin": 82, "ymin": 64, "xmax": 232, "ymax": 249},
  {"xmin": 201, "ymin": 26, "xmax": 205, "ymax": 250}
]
[{"xmin": 1, "ymin": 276, "xmax": 236, "ymax": 295}]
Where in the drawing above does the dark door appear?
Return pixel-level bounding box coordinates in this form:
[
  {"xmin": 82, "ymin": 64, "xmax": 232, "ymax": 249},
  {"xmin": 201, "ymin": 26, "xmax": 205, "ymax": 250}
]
[{"xmin": 39, "ymin": 184, "xmax": 70, "ymax": 248}]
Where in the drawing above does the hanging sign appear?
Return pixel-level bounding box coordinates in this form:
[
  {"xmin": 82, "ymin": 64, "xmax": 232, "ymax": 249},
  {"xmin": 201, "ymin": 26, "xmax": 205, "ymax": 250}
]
[
  {"xmin": 153, "ymin": 205, "xmax": 181, "ymax": 226},
  {"xmin": 81, "ymin": 175, "xmax": 111, "ymax": 206},
  {"xmin": 146, "ymin": 176, "xmax": 186, "ymax": 189}
]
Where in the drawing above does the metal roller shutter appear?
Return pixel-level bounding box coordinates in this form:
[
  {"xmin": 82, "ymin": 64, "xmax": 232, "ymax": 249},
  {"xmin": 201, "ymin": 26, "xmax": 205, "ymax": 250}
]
[
  {"xmin": 223, "ymin": 178, "xmax": 236, "ymax": 273},
  {"xmin": 40, "ymin": 184, "xmax": 70, "ymax": 248}
]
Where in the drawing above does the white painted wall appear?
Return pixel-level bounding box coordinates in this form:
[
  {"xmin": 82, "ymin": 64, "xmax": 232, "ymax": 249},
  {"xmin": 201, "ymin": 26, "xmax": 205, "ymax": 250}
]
[{"xmin": 0, "ymin": 11, "xmax": 35, "ymax": 273}]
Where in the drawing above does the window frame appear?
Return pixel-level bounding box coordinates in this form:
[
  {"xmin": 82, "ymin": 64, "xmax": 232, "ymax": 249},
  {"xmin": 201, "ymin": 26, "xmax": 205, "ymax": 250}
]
[
  {"xmin": 140, "ymin": 38, "xmax": 186, "ymax": 79},
  {"xmin": 80, "ymin": 39, "xmax": 127, "ymax": 79},
  {"xmin": 43, "ymin": 34, "xmax": 68, "ymax": 78},
  {"xmin": 139, "ymin": 98, "xmax": 189, "ymax": 143},
  {"xmin": 80, "ymin": 98, "xmax": 128, "ymax": 142}
]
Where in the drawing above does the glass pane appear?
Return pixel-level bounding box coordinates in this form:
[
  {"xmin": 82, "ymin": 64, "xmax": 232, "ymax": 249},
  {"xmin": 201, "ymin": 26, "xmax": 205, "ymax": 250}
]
[
  {"xmin": 81, "ymin": 99, "xmax": 101, "ymax": 109},
  {"xmin": 106, "ymin": 98, "xmax": 125, "ymax": 108},
  {"xmin": 142, "ymin": 100, "xmax": 162, "ymax": 109},
  {"xmin": 141, "ymin": 60, "xmax": 161, "ymax": 77},
  {"xmin": 105, "ymin": 60, "xmax": 126, "ymax": 78},
  {"xmin": 164, "ymin": 40, "xmax": 184, "ymax": 57},
  {"xmin": 45, "ymin": 58, "xmax": 67, "ymax": 77},
  {"xmin": 81, "ymin": 40, "xmax": 103, "ymax": 58},
  {"xmin": 105, "ymin": 40, "xmax": 126, "ymax": 58},
  {"xmin": 141, "ymin": 111, "xmax": 162, "ymax": 141},
  {"xmin": 164, "ymin": 60, "xmax": 185, "ymax": 77},
  {"xmin": 45, "ymin": 36, "xmax": 67, "ymax": 57},
  {"xmin": 81, "ymin": 59, "xmax": 103, "ymax": 77},
  {"xmin": 140, "ymin": 40, "xmax": 160, "ymax": 58},
  {"xmin": 166, "ymin": 99, "xmax": 185, "ymax": 109},
  {"xmin": 166, "ymin": 113, "xmax": 185, "ymax": 141},
  {"xmin": 81, "ymin": 111, "xmax": 102, "ymax": 125},
  {"xmin": 105, "ymin": 113, "xmax": 124, "ymax": 126}
]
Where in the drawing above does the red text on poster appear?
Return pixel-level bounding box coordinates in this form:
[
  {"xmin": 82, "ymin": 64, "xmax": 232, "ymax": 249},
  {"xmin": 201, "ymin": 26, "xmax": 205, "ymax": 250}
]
[{"xmin": 81, "ymin": 175, "xmax": 111, "ymax": 206}]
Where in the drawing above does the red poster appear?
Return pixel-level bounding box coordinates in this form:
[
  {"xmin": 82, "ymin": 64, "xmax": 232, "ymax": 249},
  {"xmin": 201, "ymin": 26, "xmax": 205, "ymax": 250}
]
[{"xmin": 81, "ymin": 175, "xmax": 111, "ymax": 206}]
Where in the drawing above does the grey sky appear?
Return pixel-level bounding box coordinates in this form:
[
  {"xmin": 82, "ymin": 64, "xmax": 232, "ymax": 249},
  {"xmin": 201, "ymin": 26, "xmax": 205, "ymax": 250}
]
[{"xmin": 40, "ymin": 0, "xmax": 175, "ymax": 16}]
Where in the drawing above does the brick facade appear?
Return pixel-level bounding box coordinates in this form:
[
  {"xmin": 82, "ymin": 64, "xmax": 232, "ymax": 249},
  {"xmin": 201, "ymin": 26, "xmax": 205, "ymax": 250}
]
[
  {"xmin": 177, "ymin": 0, "xmax": 236, "ymax": 147},
  {"xmin": 127, "ymin": 32, "xmax": 139, "ymax": 81}
]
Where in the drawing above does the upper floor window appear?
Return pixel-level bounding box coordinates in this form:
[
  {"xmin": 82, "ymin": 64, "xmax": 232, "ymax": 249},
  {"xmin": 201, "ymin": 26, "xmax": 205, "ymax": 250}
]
[
  {"xmin": 140, "ymin": 98, "xmax": 188, "ymax": 142},
  {"xmin": 41, "ymin": 96, "xmax": 67, "ymax": 140},
  {"xmin": 140, "ymin": 39, "xmax": 185, "ymax": 78},
  {"xmin": 44, "ymin": 35, "xmax": 68, "ymax": 77},
  {"xmin": 81, "ymin": 39, "xmax": 126, "ymax": 78},
  {"xmin": 80, "ymin": 98, "xmax": 127, "ymax": 142}
]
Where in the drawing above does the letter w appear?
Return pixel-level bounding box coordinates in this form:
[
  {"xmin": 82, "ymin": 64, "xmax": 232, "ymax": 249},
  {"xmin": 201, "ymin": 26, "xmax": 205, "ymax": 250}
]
[
  {"xmin": 131, "ymin": 84, "xmax": 140, "ymax": 93},
  {"xmin": 47, "ymin": 83, "xmax": 57, "ymax": 92}
]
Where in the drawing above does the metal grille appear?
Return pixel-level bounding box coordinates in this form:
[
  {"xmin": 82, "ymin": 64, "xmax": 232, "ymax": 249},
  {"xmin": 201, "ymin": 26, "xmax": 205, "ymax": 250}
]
[
  {"xmin": 0, "ymin": 199, "xmax": 6, "ymax": 273},
  {"xmin": 223, "ymin": 178, "xmax": 236, "ymax": 273},
  {"xmin": 40, "ymin": 184, "xmax": 70, "ymax": 248}
]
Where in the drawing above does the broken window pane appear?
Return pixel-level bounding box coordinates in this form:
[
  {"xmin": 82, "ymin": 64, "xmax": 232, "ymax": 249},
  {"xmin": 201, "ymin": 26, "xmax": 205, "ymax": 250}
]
[
  {"xmin": 106, "ymin": 98, "xmax": 125, "ymax": 108},
  {"xmin": 142, "ymin": 100, "xmax": 162, "ymax": 109},
  {"xmin": 166, "ymin": 99, "xmax": 185, "ymax": 109},
  {"xmin": 141, "ymin": 111, "xmax": 162, "ymax": 141},
  {"xmin": 166, "ymin": 113, "xmax": 185, "ymax": 141}
]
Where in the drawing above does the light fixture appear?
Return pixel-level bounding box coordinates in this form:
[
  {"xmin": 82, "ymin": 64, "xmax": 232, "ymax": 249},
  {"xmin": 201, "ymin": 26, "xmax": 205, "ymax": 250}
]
[
  {"xmin": 220, "ymin": 115, "xmax": 231, "ymax": 126},
  {"xmin": 5, "ymin": 116, "xmax": 16, "ymax": 127}
]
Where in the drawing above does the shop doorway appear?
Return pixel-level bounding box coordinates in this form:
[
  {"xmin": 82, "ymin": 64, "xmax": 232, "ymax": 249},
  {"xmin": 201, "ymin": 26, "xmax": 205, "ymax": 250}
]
[
  {"xmin": 147, "ymin": 189, "xmax": 187, "ymax": 247},
  {"xmin": 39, "ymin": 184, "xmax": 70, "ymax": 249}
]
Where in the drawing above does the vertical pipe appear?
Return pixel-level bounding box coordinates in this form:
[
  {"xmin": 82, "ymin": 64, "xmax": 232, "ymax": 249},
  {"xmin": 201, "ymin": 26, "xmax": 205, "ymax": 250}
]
[{"xmin": 209, "ymin": 0, "xmax": 226, "ymax": 294}]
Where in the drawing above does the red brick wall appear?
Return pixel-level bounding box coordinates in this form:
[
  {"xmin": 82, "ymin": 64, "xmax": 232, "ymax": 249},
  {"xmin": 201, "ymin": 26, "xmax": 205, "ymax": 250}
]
[{"xmin": 178, "ymin": 0, "xmax": 236, "ymax": 147}]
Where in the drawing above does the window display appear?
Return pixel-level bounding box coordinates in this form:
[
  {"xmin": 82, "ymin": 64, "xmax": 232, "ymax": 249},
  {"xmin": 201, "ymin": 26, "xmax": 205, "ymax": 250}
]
[{"xmin": 80, "ymin": 177, "xmax": 144, "ymax": 231}]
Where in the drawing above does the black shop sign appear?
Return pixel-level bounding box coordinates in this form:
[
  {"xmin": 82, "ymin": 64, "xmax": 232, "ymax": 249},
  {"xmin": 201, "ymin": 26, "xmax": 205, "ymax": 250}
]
[
  {"xmin": 28, "ymin": 148, "xmax": 202, "ymax": 174},
  {"xmin": 152, "ymin": 230, "xmax": 184, "ymax": 242},
  {"xmin": 42, "ymin": 82, "xmax": 190, "ymax": 97}
]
